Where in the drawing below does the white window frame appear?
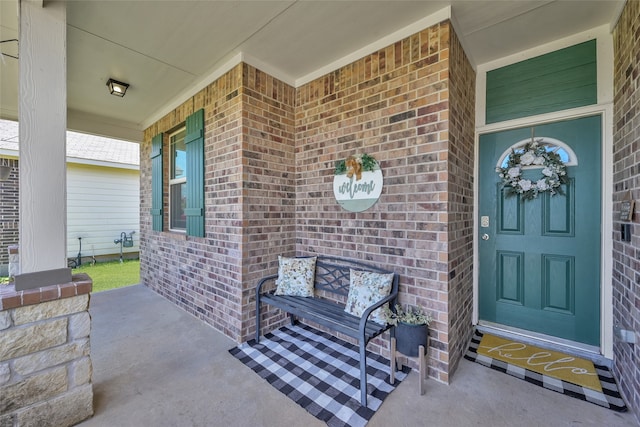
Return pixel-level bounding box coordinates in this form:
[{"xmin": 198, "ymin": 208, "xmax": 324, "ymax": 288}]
[{"xmin": 169, "ymin": 127, "xmax": 187, "ymax": 232}]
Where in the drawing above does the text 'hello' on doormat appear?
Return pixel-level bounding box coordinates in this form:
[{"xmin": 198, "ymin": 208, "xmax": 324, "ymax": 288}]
[
  {"xmin": 229, "ymin": 324, "xmax": 410, "ymax": 427},
  {"xmin": 464, "ymin": 330, "xmax": 627, "ymax": 412}
]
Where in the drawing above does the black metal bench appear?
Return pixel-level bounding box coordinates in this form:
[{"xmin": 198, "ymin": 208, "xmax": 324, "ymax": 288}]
[{"xmin": 255, "ymin": 255, "xmax": 399, "ymax": 407}]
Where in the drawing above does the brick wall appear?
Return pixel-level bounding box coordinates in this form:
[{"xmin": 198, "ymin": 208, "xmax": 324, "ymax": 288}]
[
  {"xmin": 294, "ymin": 20, "xmax": 473, "ymax": 383},
  {"xmin": 141, "ymin": 65, "xmax": 245, "ymax": 340},
  {"xmin": 240, "ymin": 65, "xmax": 297, "ymax": 337},
  {"xmin": 612, "ymin": 0, "xmax": 640, "ymax": 422},
  {"xmin": 140, "ymin": 64, "xmax": 296, "ymax": 342},
  {"xmin": 141, "ymin": 20, "xmax": 475, "ymax": 383},
  {"xmin": 0, "ymin": 158, "xmax": 19, "ymax": 276},
  {"xmin": 446, "ymin": 28, "xmax": 476, "ymax": 377}
]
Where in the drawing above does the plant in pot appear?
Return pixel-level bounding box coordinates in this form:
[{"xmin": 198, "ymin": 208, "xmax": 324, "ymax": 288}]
[{"xmin": 385, "ymin": 304, "xmax": 432, "ymax": 357}]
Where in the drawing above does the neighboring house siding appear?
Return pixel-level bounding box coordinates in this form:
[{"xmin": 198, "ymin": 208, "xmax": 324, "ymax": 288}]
[
  {"xmin": 141, "ymin": 21, "xmax": 475, "ymax": 384},
  {"xmin": 0, "ymin": 119, "xmax": 140, "ymax": 271},
  {"xmin": 67, "ymin": 163, "xmax": 140, "ymax": 260},
  {"xmin": 612, "ymin": 1, "xmax": 640, "ymax": 422}
]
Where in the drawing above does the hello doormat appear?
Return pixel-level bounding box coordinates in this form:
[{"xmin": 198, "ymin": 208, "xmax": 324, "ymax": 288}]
[
  {"xmin": 464, "ymin": 330, "xmax": 626, "ymax": 412},
  {"xmin": 229, "ymin": 324, "xmax": 409, "ymax": 427}
]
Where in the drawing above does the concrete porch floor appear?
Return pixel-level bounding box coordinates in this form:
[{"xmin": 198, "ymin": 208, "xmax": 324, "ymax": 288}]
[{"xmin": 78, "ymin": 285, "xmax": 636, "ymax": 427}]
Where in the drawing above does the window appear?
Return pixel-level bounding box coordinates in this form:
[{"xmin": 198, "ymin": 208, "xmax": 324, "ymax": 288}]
[
  {"xmin": 170, "ymin": 128, "xmax": 187, "ymax": 231},
  {"xmin": 151, "ymin": 108, "xmax": 204, "ymax": 237},
  {"xmin": 497, "ymin": 137, "xmax": 578, "ymax": 169},
  {"xmin": 151, "ymin": 134, "xmax": 163, "ymax": 231}
]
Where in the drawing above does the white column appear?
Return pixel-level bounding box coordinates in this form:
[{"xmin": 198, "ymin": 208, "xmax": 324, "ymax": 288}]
[{"xmin": 16, "ymin": 0, "xmax": 70, "ymax": 289}]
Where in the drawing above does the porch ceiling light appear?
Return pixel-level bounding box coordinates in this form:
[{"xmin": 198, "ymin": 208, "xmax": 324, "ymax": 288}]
[{"xmin": 106, "ymin": 78, "xmax": 129, "ymax": 97}]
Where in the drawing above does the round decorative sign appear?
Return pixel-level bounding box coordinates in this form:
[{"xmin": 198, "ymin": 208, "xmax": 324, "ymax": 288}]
[{"xmin": 333, "ymin": 154, "xmax": 383, "ymax": 212}]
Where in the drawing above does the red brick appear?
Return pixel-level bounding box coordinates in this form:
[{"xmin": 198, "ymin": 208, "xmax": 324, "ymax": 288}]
[
  {"xmin": 75, "ymin": 281, "xmax": 92, "ymax": 295},
  {"xmin": 22, "ymin": 289, "xmax": 41, "ymax": 306},
  {"xmin": 0, "ymin": 294, "xmax": 20, "ymax": 310},
  {"xmin": 59, "ymin": 283, "xmax": 76, "ymax": 299},
  {"xmin": 40, "ymin": 286, "xmax": 59, "ymax": 302}
]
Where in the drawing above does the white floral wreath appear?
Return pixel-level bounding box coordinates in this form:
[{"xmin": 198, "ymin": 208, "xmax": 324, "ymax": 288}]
[{"xmin": 496, "ymin": 140, "xmax": 568, "ymax": 201}]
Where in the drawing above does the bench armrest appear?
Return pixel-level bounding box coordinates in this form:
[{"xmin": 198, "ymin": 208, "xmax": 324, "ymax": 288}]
[
  {"xmin": 358, "ymin": 288, "xmax": 398, "ymax": 336},
  {"xmin": 256, "ymin": 274, "xmax": 278, "ymax": 296}
]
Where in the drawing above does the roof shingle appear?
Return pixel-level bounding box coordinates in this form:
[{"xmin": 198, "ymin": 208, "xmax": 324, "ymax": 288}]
[{"xmin": 0, "ymin": 119, "xmax": 139, "ymax": 166}]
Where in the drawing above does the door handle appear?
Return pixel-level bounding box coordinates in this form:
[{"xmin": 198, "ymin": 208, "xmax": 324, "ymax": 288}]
[{"xmin": 481, "ymin": 233, "xmax": 489, "ymax": 241}]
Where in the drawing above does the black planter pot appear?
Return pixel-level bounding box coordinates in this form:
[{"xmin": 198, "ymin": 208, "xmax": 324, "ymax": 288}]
[{"xmin": 395, "ymin": 322, "xmax": 429, "ymax": 357}]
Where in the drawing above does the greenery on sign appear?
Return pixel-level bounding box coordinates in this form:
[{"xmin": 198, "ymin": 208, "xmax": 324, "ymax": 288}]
[
  {"xmin": 334, "ymin": 153, "xmax": 377, "ymax": 175},
  {"xmin": 496, "ymin": 140, "xmax": 568, "ymax": 201},
  {"xmin": 384, "ymin": 304, "xmax": 433, "ymax": 326},
  {"xmin": 334, "ymin": 159, "xmax": 347, "ymax": 175}
]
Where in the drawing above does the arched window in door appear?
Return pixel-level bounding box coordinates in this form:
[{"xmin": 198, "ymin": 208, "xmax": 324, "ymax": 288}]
[{"xmin": 497, "ymin": 137, "xmax": 578, "ymax": 169}]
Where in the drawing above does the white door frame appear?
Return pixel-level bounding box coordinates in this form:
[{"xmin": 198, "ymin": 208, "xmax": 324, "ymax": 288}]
[{"xmin": 472, "ymin": 27, "xmax": 614, "ymax": 358}]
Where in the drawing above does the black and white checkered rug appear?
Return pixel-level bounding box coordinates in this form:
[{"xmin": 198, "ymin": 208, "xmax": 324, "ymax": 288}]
[
  {"xmin": 229, "ymin": 324, "xmax": 409, "ymax": 427},
  {"xmin": 464, "ymin": 330, "xmax": 627, "ymax": 412}
]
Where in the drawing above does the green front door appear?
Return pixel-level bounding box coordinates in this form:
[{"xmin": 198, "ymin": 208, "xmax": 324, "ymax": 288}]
[{"xmin": 478, "ymin": 115, "xmax": 601, "ymax": 346}]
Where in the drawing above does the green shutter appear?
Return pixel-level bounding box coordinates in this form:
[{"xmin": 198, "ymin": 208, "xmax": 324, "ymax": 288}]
[
  {"xmin": 185, "ymin": 109, "xmax": 205, "ymax": 237},
  {"xmin": 486, "ymin": 40, "xmax": 597, "ymax": 124},
  {"xmin": 151, "ymin": 133, "xmax": 163, "ymax": 231}
]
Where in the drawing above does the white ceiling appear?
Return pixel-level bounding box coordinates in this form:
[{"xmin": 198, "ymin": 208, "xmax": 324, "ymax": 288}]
[{"xmin": 0, "ymin": 0, "xmax": 624, "ymax": 142}]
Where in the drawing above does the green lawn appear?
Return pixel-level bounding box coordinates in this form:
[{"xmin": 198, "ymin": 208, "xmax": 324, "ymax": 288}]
[
  {"xmin": 73, "ymin": 259, "xmax": 140, "ymax": 293},
  {"xmin": 0, "ymin": 259, "xmax": 139, "ymax": 292}
]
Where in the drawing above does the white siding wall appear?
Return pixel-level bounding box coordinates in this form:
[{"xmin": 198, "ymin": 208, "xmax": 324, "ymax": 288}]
[{"xmin": 66, "ymin": 163, "xmax": 139, "ymax": 259}]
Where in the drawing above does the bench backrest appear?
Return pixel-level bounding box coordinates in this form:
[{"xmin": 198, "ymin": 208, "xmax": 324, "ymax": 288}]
[{"xmin": 312, "ymin": 255, "xmax": 399, "ymax": 301}]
